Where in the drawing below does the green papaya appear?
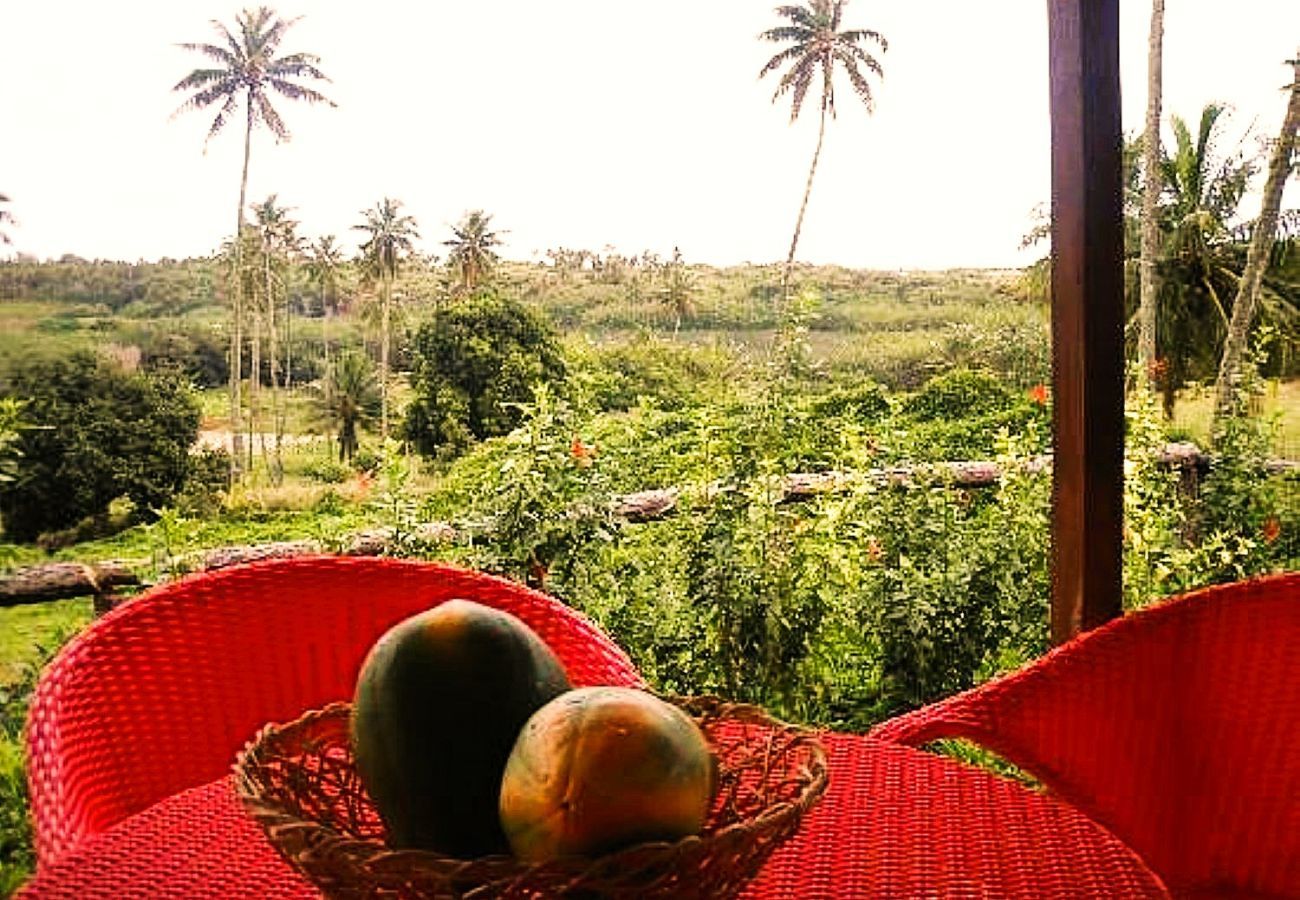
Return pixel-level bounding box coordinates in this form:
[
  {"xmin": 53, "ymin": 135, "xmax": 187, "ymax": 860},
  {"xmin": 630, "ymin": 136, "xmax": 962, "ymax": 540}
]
[{"xmin": 351, "ymin": 599, "xmax": 571, "ymax": 857}]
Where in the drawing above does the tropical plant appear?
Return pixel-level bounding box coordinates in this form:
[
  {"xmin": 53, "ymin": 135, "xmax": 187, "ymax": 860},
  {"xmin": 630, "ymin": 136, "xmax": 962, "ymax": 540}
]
[
  {"xmin": 354, "ymin": 197, "xmax": 420, "ymax": 440},
  {"xmin": 759, "ymin": 0, "xmax": 886, "ymax": 299},
  {"xmin": 658, "ymin": 247, "xmax": 697, "ymax": 331},
  {"xmin": 172, "ymin": 6, "xmax": 334, "ymax": 481},
  {"xmin": 1215, "ymin": 56, "xmax": 1300, "ymax": 421},
  {"xmin": 444, "ymin": 210, "xmax": 503, "ymax": 294},
  {"xmin": 0, "ymin": 398, "xmax": 27, "ymax": 482},
  {"xmin": 1151, "ymin": 104, "xmax": 1259, "ymax": 414},
  {"xmin": 312, "ymin": 351, "xmax": 381, "ymax": 463},
  {"xmin": 304, "ymin": 234, "xmax": 344, "ymax": 318}
]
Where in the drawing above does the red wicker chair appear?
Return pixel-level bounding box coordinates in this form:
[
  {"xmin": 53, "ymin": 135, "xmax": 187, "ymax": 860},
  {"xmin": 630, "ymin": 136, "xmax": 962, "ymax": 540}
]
[
  {"xmin": 869, "ymin": 572, "xmax": 1300, "ymax": 899},
  {"xmin": 24, "ymin": 556, "xmax": 644, "ymax": 867}
]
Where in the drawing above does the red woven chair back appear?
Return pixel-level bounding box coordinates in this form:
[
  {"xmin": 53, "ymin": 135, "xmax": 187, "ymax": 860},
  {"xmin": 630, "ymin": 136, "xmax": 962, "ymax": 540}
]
[
  {"xmin": 870, "ymin": 572, "xmax": 1300, "ymax": 897},
  {"xmin": 25, "ymin": 556, "xmax": 644, "ymax": 866}
]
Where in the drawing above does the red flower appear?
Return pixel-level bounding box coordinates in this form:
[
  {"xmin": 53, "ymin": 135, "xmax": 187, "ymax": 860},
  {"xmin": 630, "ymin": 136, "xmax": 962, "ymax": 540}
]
[
  {"xmin": 1261, "ymin": 517, "xmax": 1281, "ymax": 544},
  {"xmin": 1028, "ymin": 384, "xmax": 1049, "ymax": 406},
  {"xmin": 570, "ymin": 436, "xmax": 595, "ymax": 467}
]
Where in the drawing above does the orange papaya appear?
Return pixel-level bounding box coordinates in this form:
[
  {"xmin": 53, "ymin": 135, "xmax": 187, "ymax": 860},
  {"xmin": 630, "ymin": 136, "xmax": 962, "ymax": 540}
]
[{"xmin": 499, "ymin": 686, "xmax": 714, "ymax": 862}]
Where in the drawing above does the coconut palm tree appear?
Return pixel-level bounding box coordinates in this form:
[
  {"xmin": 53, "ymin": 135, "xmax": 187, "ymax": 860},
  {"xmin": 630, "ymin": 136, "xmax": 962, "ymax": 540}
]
[
  {"xmin": 444, "ymin": 210, "xmax": 503, "ymax": 294},
  {"xmin": 0, "ymin": 193, "xmax": 14, "ymax": 246},
  {"xmin": 354, "ymin": 198, "xmax": 419, "ymax": 440},
  {"xmin": 1215, "ymin": 55, "xmax": 1300, "ymax": 421},
  {"xmin": 759, "ymin": 0, "xmax": 886, "ymax": 300},
  {"xmin": 305, "ymin": 234, "xmax": 344, "ymax": 318},
  {"xmin": 1153, "ymin": 104, "xmax": 1258, "ymax": 414},
  {"xmin": 172, "ymin": 6, "xmax": 334, "ymax": 481},
  {"xmin": 312, "ymin": 351, "xmax": 380, "ymax": 463},
  {"xmin": 249, "ymin": 195, "xmax": 300, "ymax": 481}
]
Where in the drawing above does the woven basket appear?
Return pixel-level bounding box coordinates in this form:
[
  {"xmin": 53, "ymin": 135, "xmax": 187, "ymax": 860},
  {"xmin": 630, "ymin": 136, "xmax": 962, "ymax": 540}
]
[{"xmin": 235, "ymin": 697, "xmax": 828, "ymax": 899}]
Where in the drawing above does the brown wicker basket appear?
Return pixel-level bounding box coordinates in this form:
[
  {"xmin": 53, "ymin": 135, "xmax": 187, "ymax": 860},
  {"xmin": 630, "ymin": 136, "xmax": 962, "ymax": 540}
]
[{"xmin": 235, "ymin": 696, "xmax": 828, "ymax": 899}]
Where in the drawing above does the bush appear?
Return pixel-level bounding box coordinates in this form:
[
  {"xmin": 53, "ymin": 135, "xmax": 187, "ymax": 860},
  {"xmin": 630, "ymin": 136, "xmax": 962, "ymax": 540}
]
[
  {"xmin": 0, "ymin": 352, "xmax": 201, "ymax": 542},
  {"xmin": 404, "ymin": 292, "xmax": 566, "ymax": 459},
  {"xmin": 902, "ymin": 368, "xmax": 1017, "ymax": 421}
]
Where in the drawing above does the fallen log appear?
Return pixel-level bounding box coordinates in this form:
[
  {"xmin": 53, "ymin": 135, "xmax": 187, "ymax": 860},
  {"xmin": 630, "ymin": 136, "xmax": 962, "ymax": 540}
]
[{"xmin": 0, "ymin": 561, "xmax": 140, "ymax": 609}]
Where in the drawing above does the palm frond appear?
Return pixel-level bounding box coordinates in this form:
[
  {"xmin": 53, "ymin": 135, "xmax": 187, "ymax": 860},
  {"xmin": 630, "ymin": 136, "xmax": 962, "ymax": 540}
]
[
  {"xmin": 760, "ymin": 44, "xmax": 809, "ymax": 79},
  {"xmin": 759, "ymin": 26, "xmax": 812, "ymax": 44},
  {"xmin": 204, "ymin": 93, "xmax": 240, "ymax": 145},
  {"xmin": 837, "ymin": 51, "xmax": 877, "ymax": 113},
  {"xmin": 256, "ymin": 93, "xmax": 290, "ymax": 141},
  {"xmin": 838, "ymin": 28, "xmax": 889, "ymax": 52},
  {"xmin": 267, "ymin": 78, "xmax": 334, "ymax": 106},
  {"xmin": 788, "ymin": 61, "xmax": 816, "ymax": 122},
  {"xmin": 176, "ymin": 41, "xmax": 236, "ymax": 67}
]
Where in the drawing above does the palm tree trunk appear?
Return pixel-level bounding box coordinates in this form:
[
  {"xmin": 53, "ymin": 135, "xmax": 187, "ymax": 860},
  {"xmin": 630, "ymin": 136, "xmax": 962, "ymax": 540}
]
[
  {"xmin": 1213, "ymin": 57, "xmax": 1300, "ymax": 425},
  {"xmin": 266, "ymin": 247, "xmax": 282, "ymax": 485},
  {"xmin": 229, "ymin": 103, "xmax": 254, "ymax": 483},
  {"xmin": 1138, "ymin": 0, "xmax": 1165, "ymax": 384},
  {"xmin": 782, "ymin": 95, "xmax": 829, "ymax": 304},
  {"xmin": 380, "ymin": 274, "xmax": 390, "ymax": 441}
]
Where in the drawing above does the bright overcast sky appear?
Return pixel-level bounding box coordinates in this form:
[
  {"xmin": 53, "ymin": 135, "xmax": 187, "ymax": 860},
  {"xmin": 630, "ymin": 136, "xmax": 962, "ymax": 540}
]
[{"xmin": 2, "ymin": 1, "xmax": 1297, "ymax": 269}]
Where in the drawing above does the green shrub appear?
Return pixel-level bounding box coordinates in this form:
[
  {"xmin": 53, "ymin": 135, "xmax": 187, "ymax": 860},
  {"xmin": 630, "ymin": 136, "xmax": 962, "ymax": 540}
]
[
  {"xmin": 0, "ymin": 353, "xmax": 201, "ymax": 542},
  {"xmin": 404, "ymin": 292, "xmax": 566, "ymax": 460},
  {"xmin": 902, "ymin": 369, "xmax": 1018, "ymax": 421},
  {"xmin": 301, "ymin": 456, "xmax": 352, "ymax": 484}
]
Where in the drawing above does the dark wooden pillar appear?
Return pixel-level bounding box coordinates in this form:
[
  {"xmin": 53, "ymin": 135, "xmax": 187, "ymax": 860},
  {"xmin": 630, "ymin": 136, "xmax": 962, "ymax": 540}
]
[{"xmin": 1047, "ymin": 0, "xmax": 1126, "ymax": 644}]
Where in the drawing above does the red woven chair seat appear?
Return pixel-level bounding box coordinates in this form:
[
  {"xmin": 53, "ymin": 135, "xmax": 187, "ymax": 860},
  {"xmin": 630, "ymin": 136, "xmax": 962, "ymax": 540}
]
[
  {"xmin": 24, "ymin": 556, "xmax": 644, "ymax": 866},
  {"xmin": 869, "ymin": 572, "xmax": 1300, "ymax": 898}
]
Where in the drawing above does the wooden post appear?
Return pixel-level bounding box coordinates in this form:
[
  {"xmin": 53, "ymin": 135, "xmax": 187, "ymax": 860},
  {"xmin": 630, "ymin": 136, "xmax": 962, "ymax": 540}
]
[{"xmin": 1047, "ymin": 0, "xmax": 1126, "ymax": 644}]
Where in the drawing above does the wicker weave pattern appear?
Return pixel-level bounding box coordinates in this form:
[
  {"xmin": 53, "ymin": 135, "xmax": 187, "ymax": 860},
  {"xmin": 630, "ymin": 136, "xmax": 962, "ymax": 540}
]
[
  {"xmin": 235, "ymin": 698, "xmax": 828, "ymax": 899},
  {"xmin": 869, "ymin": 571, "xmax": 1300, "ymax": 898},
  {"xmin": 26, "ymin": 556, "xmax": 644, "ymax": 865}
]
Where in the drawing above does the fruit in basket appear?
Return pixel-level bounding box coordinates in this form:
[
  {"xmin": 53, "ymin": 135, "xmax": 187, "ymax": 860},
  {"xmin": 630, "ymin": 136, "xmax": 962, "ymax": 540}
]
[
  {"xmin": 351, "ymin": 599, "xmax": 571, "ymax": 856},
  {"xmin": 499, "ymin": 686, "xmax": 715, "ymax": 862}
]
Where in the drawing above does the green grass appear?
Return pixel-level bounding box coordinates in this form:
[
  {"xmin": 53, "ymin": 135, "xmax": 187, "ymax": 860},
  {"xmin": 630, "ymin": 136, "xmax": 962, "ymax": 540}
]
[
  {"xmin": 1171, "ymin": 379, "xmax": 1300, "ymax": 458},
  {"xmin": 0, "ymin": 600, "xmax": 91, "ymax": 687}
]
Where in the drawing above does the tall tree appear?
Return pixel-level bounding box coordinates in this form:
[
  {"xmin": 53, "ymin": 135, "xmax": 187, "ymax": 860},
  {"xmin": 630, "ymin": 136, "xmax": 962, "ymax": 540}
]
[
  {"xmin": 759, "ymin": 0, "xmax": 886, "ymax": 300},
  {"xmin": 1137, "ymin": 0, "xmax": 1165, "ymax": 379},
  {"xmin": 250, "ymin": 195, "xmax": 300, "ymax": 481},
  {"xmin": 0, "ymin": 193, "xmax": 14, "ymax": 246},
  {"xmin": 1214, "ymin": 55, "xmax": 1300, "ymax": 422},
  {"xmin": 354, "ymin": 198, "xmax": 419, "ymax": 440},
  {"xmin": 444, "ymin": 210, "xmax": 503, "ymax": 294},
  {"xmin": 172, "ymin": 6, "xmax": 334, "ymax": 481}
]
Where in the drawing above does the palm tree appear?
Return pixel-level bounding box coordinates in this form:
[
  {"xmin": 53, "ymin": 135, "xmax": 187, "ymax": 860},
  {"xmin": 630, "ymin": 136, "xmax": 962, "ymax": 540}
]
[
  {"xmin": 1154, "ymin": 104, "xmax": 1258, "ymax": 415},
  {"xmin": 1215, "ymin": 54, "xmax": 1300, "ymax": 421},
  {"xmin": 172, "ymin": 6, "xmax": 334, "ymax": 481},
  {"xmin": 1138, "ymin": 0, "xmax": 1165, "ymax": 380},
  {"xmin": 759, "ymin": 0, "xmax": 886, "ymax": 300},
  {"xmin": 305, "ymin": 235, "xmax": 343, "ymax": 318},
  {"xmin": 312, "ymin": 351, "xmax": 380, "ymax": 463},
  {"xmin": 444, "ymin": 210, "xmax": 503, "ymax": 294},
  {"xmin": 250, "ymin": 195, "xmax": 300, "ymax": 481},
  {"xmin": 354, "ymin": 198, "xmax": 419, "ymax": 440},
  {"xmin": 0, "ymin": 193, "xmax": 14, "ymax": 246}
]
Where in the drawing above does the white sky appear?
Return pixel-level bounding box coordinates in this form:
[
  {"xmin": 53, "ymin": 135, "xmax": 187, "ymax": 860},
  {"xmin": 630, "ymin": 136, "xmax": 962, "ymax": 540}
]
[{"xmin": 1, "ymin": 1, "xmax": 1297, "ymax": 269}]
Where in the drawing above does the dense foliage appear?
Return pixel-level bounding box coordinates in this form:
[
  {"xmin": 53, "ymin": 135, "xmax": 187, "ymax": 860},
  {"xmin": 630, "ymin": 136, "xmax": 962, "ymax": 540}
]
[
  {"xmin": 0, "ymin": 353, "xmax": 201, "ymax": 541},
  {"xmin": 404, "ymin": 292, "xmax": 567, "ymax": 459}
]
